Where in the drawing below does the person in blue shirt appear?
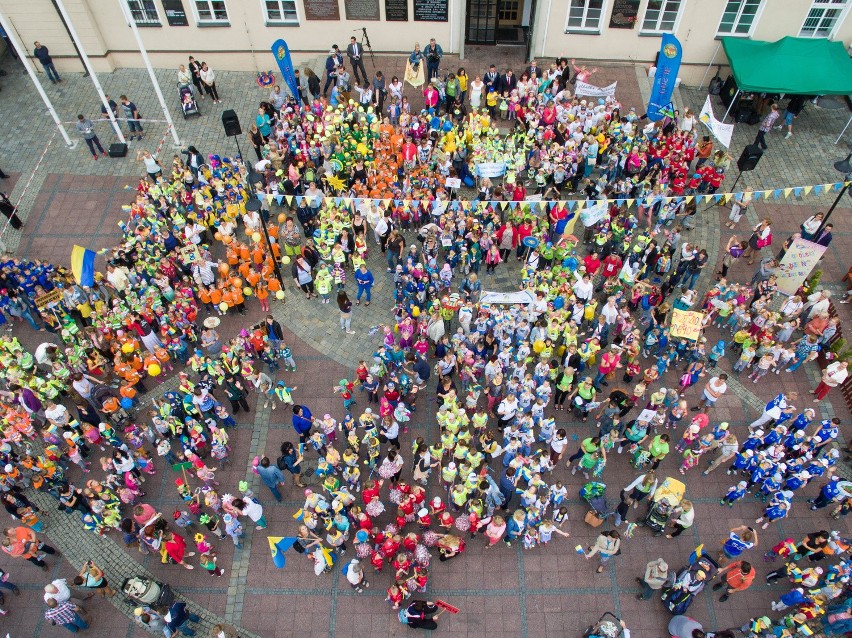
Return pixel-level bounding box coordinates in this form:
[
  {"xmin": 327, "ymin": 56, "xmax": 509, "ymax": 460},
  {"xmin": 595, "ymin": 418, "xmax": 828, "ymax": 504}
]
[
  {"xmin": 720, "ymin": 481, "xmax": 748, "ymax": 507},
  {"xmin": 291, "ymin": 405, "xmax": 314, "ymax": 443},
  {"xmin": 256, "ymin": 456, "xmax": 285, "ymax": 502},
  {"xmin": 810, "ymin": 476, "xmax": 845, "ymax": 510},
  {"xmin": 354, "ymin": 264, "xmax": 374, "ymax": 305}
]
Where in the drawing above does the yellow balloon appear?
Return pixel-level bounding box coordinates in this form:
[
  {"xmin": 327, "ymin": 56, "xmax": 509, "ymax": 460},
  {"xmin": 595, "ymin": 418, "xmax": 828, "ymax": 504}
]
[
  {"xmin": 281, "ymin": 255, "xmax": 291, "ymax": 265},
  {"xmin": 533, "ymin": 340, "xmax": 545, "ymax": 354},
  {"xmin": 219, "ymin": 302, "xmax": 229, "ymax": 312},
  {"xmin": 275, "ymin": 290, "xmax": 285, "ymax": 300},
  {"xmin": 356, "ymin": 143, "xmax": 368, "ymax": 155},
  {"xmin": 147, "ymin": 363, "xmax": 161, "ymax": 377},
  {"xmin": 243, "ymin": 286, "xmax": 253, "ymax": 296},
  {"xmin": 251, "ymin": 232, "xmax": 262, "ymax": 243},
  {"xmin": 412, "ymin": 306, "xmax": 420, "ymax": 317},
  {"xmin": 121, "ymin": 343, "xmax": 134, "ymax": 354}
]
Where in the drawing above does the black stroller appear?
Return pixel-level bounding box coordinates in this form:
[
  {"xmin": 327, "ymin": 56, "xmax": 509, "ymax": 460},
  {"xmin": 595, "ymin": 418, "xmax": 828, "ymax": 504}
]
[
  {"xmin": 660, "ymin": 552, "xmax": 719, "ymax": 615},
  {"xmin": 641, "ymin": 477, "xmax": 685, "ymax": 536},
  {"xmin": 178, "ymin": 83, "xmax": 201, "ymax": 118}
]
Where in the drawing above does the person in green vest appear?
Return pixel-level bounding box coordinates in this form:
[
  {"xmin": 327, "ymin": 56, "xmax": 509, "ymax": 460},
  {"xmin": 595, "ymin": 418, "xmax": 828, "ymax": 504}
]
[
  {"xmin": 648, "ymin": 434, "xmax": 670, "ymax": 470},
  {"xmin": 315, "ymin": 264, "xmax": 333, "ymax": 304}
]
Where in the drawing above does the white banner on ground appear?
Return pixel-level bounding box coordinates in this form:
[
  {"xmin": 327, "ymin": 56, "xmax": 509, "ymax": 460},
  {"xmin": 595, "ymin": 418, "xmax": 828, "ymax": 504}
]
[
  {"xmin": 699, "ymin": 95, "xmax": 735, "ymax": 148},
  {"xmin": 776, "ymin": 237, "xmax": 827, "ymax": 296},
  {"xmin": 574, "ymin": 80, "xmax": 618, "ymax": 97},
  {"xmin": 480, "ymin": 290, "xmax": 536, "ymax": 305}
]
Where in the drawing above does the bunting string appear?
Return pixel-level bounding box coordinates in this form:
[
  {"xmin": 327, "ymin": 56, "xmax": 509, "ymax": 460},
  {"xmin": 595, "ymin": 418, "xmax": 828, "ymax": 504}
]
[{"xmin": 254, "ymin": 180, "xmax": 849, "ymax": 213}]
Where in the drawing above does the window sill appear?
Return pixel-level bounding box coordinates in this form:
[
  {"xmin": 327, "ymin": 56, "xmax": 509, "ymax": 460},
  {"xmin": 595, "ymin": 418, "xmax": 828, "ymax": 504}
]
[
  {"xmin": 714, "ymin": 33, "xmax": 751, "ymax": 40},
  {"xmin": 639, "ymin": 30, "xmax": 673, "ymax": 36},
  {"xmin": 197, "ymin": 21, "xmax": 231, "ymax": 27},
  {"xmin": 134, "ymin": 22, "xmax": 163, "ymax": 27},
  {"xmin": 564, "ymin": 29, "xmax": 602, "ymax": 35},
  {"xmin": 265, "ymin": 20, "xmax": 300, "ymax": 26}
]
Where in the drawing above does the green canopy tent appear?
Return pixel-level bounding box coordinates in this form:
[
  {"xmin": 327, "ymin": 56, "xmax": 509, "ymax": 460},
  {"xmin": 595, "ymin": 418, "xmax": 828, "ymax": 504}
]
[{"xmin": 715, "ymin": 37, "xmax": 852, "ymax": 141}]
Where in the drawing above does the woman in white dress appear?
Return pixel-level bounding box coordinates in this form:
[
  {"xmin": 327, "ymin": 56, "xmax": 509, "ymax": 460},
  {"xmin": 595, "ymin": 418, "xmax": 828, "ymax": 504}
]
[{"xmin": 469, "ymin": 74, "xmax": 484, "ymax": 109}]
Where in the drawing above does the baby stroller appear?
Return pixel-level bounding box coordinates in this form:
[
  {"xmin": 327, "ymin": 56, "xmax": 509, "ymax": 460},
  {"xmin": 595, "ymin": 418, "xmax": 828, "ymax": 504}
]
[
  {"xmin": 583, "ymin": 612, "xmax": 625, "ymax": 637},
  {"xmin": 178, "ymin": 83, "xmax": 201, "ymax": 118},
  {"xmin": 643, "ymin": 477, "xmax": 685, "ymax": 536},
  {"xmin": 661, "ymin": 551, "xmax": 719, "ymax": 615},
  {"xmin": 581, "ymin": 481, "xmax": 610, "ymax": 525},
  {"xmin": 122, "ymin": 576, "xmax": 175, "ymax": 610}
]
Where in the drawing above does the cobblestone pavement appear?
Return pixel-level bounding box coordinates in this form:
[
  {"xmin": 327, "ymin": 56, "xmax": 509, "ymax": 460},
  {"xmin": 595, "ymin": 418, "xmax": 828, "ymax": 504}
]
[{"xmin": 0, "ymin": 52, "xmax": 850, "ymax": 638}]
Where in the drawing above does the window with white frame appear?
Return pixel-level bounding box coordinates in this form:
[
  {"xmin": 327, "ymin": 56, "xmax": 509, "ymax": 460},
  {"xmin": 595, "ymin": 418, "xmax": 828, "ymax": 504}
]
[
  {"xmin": 717, "ymin": 0, "xmax": 762, "ymax": 35},
  {"xmin": 194, "ymin": 0, "xmax": 229, "ymax": 24},
  {"xmin": 641, "ymin": 0, "xmax": 684, "ymax": 33},
  {"xmin": 565, "ymin": 0, "xmax": 606, "ymax": 32},
  {"xmin": 263, "ymin": 0, "xmax": 298, "ymax": 23},
  {"xmin": 800, "ymin": 0, "xmax": 848, "ymax": 37},
  {"xmin": 126, "ymin": 0, "xmax": 160, "ymax": 25}
]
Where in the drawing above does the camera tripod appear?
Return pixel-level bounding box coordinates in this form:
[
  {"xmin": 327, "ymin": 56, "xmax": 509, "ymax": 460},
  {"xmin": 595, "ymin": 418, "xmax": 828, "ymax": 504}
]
[{"xmin": 353, "ymin": 27, "xmax": 376, "ymax": 68}]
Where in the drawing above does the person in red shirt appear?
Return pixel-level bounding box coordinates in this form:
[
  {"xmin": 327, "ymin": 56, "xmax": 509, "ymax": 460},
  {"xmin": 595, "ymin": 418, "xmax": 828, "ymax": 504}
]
[
  {"xmin": 687, "ymin": 173, "xmax": 702, "ymax": 194},
  {"xmin": 708, "ymin": 168, "xmax": 725, "ymax": 194},
  {"xmin": 599, "ymin": 253, "xmax": 623, "ymax": 288},
  {"xmin": 671, "ymin": 174, "xmax": 687, "ymax": 196},
  {"xmin": 583, "ymin": 251, "xmax": 601, "ymax": 276}
]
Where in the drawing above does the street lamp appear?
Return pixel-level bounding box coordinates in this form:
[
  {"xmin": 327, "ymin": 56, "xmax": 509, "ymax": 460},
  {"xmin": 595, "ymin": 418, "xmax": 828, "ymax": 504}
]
[
  {"xmin": 813, "ymin": 152, "xmax": 852, "ymax": 240},
  {"xmin": 245, "ymin": 198, "xmax": 286, "ymax": 295}
]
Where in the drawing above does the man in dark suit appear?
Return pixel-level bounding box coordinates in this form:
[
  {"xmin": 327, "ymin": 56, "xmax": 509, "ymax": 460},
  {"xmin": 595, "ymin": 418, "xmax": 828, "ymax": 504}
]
[
  {"xmin": 525, "ymin": 60, "xmax": 543, "ymax": 79},
  {"xmin": 497, "ymin": 69, "xmax": 517, "ymax": 94},
  {"xmin": 814, "ymin": 224, "xmax": 833, "ymax": 248},
  {"xmin": 484, "ymin": 65, "xmax": 499, "ymax": 92},
  {"xmin": 323, "ymin": 45, "xmax": 344, "ymax": 97},
  {"xmin": 347, "ymin": 36, "xmax": 368, "ymax": 86}
]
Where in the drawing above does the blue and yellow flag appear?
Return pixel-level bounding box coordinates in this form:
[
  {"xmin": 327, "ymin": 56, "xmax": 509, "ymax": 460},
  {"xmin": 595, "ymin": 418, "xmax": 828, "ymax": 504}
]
[
  {"xmin": 268, "ymin": 536, "xmax": 297, "ymax": 568},
  {"xmin": 70, "ymin": 245, "xmax": 96, "ymax": 287}
]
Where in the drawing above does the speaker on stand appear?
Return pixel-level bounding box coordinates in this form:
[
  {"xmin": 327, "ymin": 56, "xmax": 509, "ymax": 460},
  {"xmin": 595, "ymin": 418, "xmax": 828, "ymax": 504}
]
[
  {"xmin": 702, "ymin": 144, "xmax": 762, "ymax": 212},
  {"xmin": 222, "ymin": 109, "xmax": 243, "ymax": 159}
]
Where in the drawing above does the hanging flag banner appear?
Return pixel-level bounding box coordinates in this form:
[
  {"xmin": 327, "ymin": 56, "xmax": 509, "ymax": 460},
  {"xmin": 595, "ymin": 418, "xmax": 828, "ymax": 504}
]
[
  {"xmin": 580, "ymin": 200, "xmax": 609, "ymax": 227},
  {"xmin": 271, "ymin": 39, "xmax": 301, "ymax": 110},
  {"xmin": 670, "ymin": 308, "xmax": 704, "ymax": 341},
  {"xmin": 699, "ymin": 94, "xmax": 735, "ymax": 147},
  {"xmin": 647, "ymin": 34, "xmax": 682, "ymax": 122},
  {"xmin": 574, "ymin": 80, "xmax": 618, "ymax": 97},
  {"xmin": 775, "ymin": 237, "xmax": 827, "ymax": 296}
]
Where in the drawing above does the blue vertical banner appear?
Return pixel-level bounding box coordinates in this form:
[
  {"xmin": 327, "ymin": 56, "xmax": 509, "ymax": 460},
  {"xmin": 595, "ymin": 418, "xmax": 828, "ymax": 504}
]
[
  {"xmin": 271, "ymin": 39, "xmax": 301, "ymax": 111},
  {"xmin": 646, "ymin": 33, "xmax": 682, "ymax": 122}
]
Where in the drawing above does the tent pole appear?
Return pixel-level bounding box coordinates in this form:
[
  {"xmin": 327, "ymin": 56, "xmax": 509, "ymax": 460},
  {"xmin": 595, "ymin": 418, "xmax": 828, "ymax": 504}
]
[
  {"xmin": 722, "ymin": 89, "xmax": 740, "ymax": 122},
  {"xmin": 698, "ymin": 42, "xmax": 721, "ymax": 90},
  {"xmin": 836, "ymin": 114, "xmax": 852, "ymax": 145}
]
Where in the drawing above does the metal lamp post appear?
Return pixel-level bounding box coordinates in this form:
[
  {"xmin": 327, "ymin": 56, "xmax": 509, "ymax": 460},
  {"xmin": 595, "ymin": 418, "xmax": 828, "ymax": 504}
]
[{"xmin": 812, "ymin": 153, "xmax": 852, "ymax": 240}]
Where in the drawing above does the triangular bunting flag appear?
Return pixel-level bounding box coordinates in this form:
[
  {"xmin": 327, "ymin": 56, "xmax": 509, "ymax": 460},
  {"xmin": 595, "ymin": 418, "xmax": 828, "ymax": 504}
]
[
  {"xmin": 508, "ymin": 201, "xmax": 518, "ymax": 210},
  {"xmin": 783, "ymin": 188, "xmax": 793, "ymax": 198},
  {"xmin": 256, "ymin": 194, "xmax": 264, "ymax": 203},
  {"xmin": 500, "ymin": 201, "xmax": 509, "ymax": 210},
  {"xmin": 626, "ymin": 199, "xmax": 635, "ymax": 208},
  {"xmin": 813, "ymin": 185, "xmax": 823, "ymax": 196},
  {"xmin": 723, "ymin": 193, "xmax": 733, "ymax": 203},
  {"xmin": 576, "ymin": 201, "xmax": 585, "ymax": 210},
  {"xmin": 685, "ymin": 196, "xmax": 694, "ymax": 204},
  {"xmin": 566, "ymin": 200, "xmax": 576, "ymax": 210},
  {"xmin": 772, "ymin": 189, "xmax": 782, "ymax": 200},
  {"xmin": 266, "ymin": 194, "xmax": 274, "ymax": 206},
  {"xmin": 793, "ymin": 187, "xmax": 803, "ymax": 198},
  {"xmin": 275, "ymin": 195, "xmax": 284, "ymax": 206},
  {"xmin": 713, "ymin": 194, "xmax": 723, "ymax": 203},
  {"xmin": 295, "ymin": 196, "xmax": 303, "ymax": 205},
  {"xmin": 382, "ymin": 198, "xmax": 392, "ymax": 208},
  {"xmin": 615, "ymin": 199, "xmax": 625, "ymax": 207},
  {"xmin": 285, "ymin": 195, "xmax": 293, "ymax": 207}
]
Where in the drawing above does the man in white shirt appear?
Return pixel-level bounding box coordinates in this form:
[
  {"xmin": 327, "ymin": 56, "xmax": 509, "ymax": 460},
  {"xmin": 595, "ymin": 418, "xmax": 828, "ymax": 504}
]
[
  {"xmin": 802, "ymin": 290, "xmax": 831, "ymax": 320},
  {"xmin": 573, "ymin": 274, "xmax": 594, "ymax": 303},
  {"xmin": 106, "ymin": 265, "xmax": 130, "ymax": 292},
  {"xmin": 44, "ymin": 400, "xmax": 70, "ymax": 426}
]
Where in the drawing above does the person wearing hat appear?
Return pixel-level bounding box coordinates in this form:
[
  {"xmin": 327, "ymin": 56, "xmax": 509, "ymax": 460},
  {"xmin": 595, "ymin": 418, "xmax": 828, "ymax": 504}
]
[
  {"xmin": 637, "ymin": 558, "xmax": 669, "ymax": 600},
  {"xmin": 343, "ymin": 558, "xmax": 369, "ymax": 593}
]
